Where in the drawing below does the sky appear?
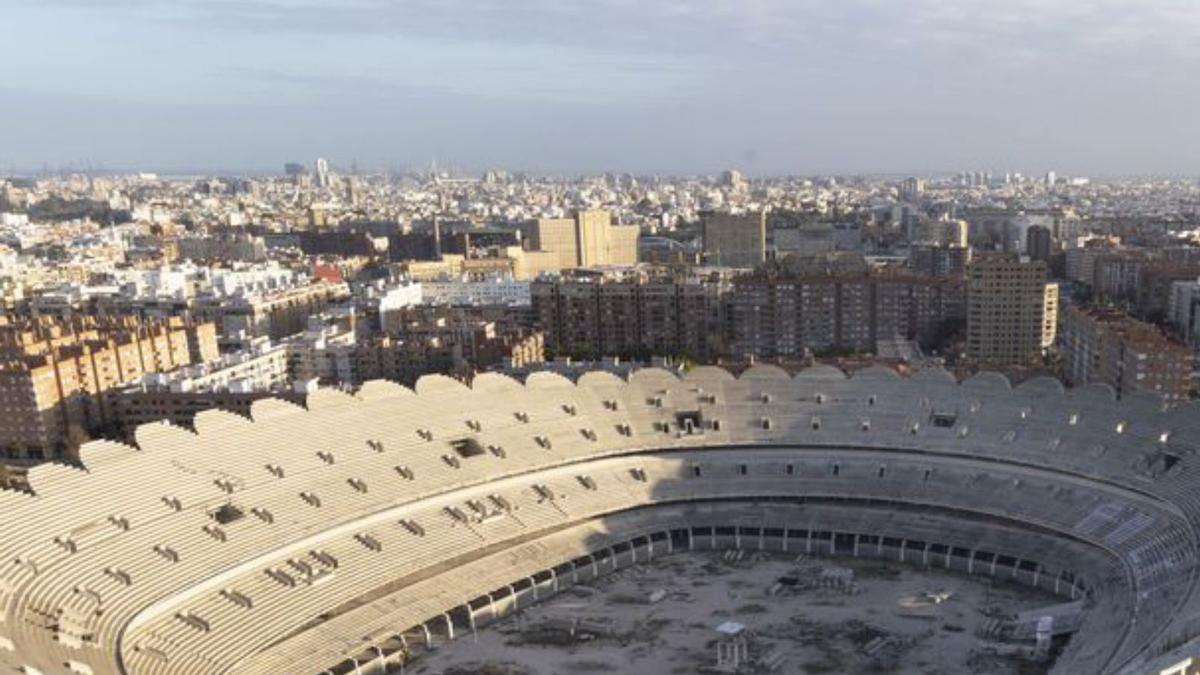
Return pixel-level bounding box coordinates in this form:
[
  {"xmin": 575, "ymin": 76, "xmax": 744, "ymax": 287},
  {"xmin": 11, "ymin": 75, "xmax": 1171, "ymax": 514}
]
[{"xmin": 2, "ymin": 0, "xmax": 1199, "ymax": 176}]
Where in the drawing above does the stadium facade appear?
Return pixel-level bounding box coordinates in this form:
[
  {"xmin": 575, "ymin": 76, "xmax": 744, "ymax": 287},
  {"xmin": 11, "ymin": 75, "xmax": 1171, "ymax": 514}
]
[{"xmin": 0, "ymin": 365, "xmax": 1198, "ymax": 675}]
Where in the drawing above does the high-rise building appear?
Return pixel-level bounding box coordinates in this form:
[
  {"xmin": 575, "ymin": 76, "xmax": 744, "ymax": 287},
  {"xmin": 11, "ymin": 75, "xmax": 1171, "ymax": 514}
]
[
  {"xmin": 900, "ymin": 177, "xmax": 926, "ymax": 203},
  {"xmin": 966, "ymin": 256, "xmax": 1049, "ymax": 365},
  {"xmin": 1060, "ymin": 306, "xmax": 1192, "ymax": 401},
  {"xmin": 1026, "ymin": 225, "xmax": 1053, "ymax": 262},
  {"xmin": 315, "ymin": 157, "xmax": 331, "ymax": 188},
  {"xmin": 701, "ymin": 211, "xmax": 767, "ymax": 268},
  {"xmin": 1043, "ymin": 282, "xmax": 1060, "ymax": 349},
  {"xmin": 909, "ymin": 244, "xmax": 971, "ymax": 278},
  {"xmin": 521, "ymin": 210, "xmax": 638, "ymax": 269},
  {"xmin": 1169, "ymin": 279, "xmax": 1200, "ymax": 349}
]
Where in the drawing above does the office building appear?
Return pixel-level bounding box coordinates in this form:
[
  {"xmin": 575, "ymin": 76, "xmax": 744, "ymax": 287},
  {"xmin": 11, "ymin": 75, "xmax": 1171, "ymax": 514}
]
[{"xmin": 521, "ymin": 209, "xmax": 639, "ymax": 270}]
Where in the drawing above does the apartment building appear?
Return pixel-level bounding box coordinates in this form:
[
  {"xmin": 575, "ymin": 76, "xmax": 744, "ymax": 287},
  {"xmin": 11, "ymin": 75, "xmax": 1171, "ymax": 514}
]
[
  {"xmin": 0, "ymin": 316, "xmax": 219, "ymax": 459},
  {"xmin": 966, "ymin": 256, "xmax": 1050, "ymax": 366},
  {"xmin": 1060, "ymin": 305, "xmax": 1192, "ymax": 401}
]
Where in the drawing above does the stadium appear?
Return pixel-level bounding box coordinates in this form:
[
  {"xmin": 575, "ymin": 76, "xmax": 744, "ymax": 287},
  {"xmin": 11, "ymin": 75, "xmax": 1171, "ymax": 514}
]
[{"xmin": 1, "ymin": 364, "xmax": 1198, "ymax": 674}]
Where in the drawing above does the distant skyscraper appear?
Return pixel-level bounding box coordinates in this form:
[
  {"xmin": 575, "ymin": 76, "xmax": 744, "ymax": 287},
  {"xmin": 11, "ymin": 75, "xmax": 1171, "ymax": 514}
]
[
  {"xmin": 719, "ymin": 169, "xmax": 747, "ymax": 191},
  {"xmin": 1045, "ymin": 171, "xmax": 1057, "ymax": 188},
  {"xmin": 1026, "ymin": 225, "xmax": 1053, "ymax": 262},
  {"xmin": 315, "ymin": 157, "xmax": 331, "ymax": 188},
  {"xmin": 900, "ymin": 177, "xmax": 926, "ymax": 203},
  {"xmin": 284, "ymin": 162, "xmax": 306, "ymax": 177}
]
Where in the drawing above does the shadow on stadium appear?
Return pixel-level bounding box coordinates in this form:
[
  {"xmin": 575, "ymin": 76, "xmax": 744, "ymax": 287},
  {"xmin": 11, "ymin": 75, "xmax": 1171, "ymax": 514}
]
[{"xmin": 326, "ymin": 452, "xmax": 1137, "ymax": 675}]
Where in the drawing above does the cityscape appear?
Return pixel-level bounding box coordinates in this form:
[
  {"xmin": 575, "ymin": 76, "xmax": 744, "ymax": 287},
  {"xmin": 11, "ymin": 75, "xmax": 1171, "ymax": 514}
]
[{"xmin": 4, "ymin": 1, "xmax": 1200, "ymax": 675}]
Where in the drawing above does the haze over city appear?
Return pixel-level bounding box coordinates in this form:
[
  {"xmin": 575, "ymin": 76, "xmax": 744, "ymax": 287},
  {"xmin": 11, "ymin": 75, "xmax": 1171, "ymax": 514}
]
[
  {"xmin": 6, "ymin": 3, "xmax": 1200, "ymax": 675},
  {"xmin": 5, "ymin": 0, "xmax": 1200, "ymax": 175}
]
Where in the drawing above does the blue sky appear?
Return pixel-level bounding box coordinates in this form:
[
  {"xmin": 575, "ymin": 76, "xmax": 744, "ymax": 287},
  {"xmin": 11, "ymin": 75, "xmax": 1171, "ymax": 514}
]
[{"xmin": 2, "ymin": 0, "xmax": 1199, "ymax": 175}]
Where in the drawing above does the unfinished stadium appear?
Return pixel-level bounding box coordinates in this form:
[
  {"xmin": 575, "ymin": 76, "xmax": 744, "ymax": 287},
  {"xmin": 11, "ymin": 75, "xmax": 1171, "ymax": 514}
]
[{"xmin": 1, "ymin": 365, "xmax": 1199, "ymax": 675}]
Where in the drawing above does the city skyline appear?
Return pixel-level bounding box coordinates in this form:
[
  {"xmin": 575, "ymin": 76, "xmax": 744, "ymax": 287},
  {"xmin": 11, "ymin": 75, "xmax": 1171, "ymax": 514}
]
[{"xmin": 4, "ymin": 0, "xmax": 1200, "ymax": 176}]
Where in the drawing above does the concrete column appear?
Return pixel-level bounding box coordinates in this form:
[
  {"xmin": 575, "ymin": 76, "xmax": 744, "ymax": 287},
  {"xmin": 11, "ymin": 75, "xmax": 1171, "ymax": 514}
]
[
  {"xmin": 735, "ymin": 528, "xmax": 741, "ymax": 549},
  {"xmin": 468, "ymin": 605, "xmax": 478, "ymax": 641},
  {"xmin": 531, "ymin": 575, "xmax": 540, "ymax": 602},
  {"xmin": 990, "ymin": 557, "xmax": 998, "ymax": 576},
  {"xmin": 968, "ymin": 550, "xmax": 975, "ymax": 575},
  {"xmin": 352, "ymin": 657, "xmax": 362, "ymax": 675},
  {"xmin": 687, "ymin": 528, "xmax": 694, "ymax": 552},
  {"xmin": 590, "ymin": 555, "xmax": 599, "ymax": 577},
  {"xmin": 550, "ymin": 567, "xmax": 559, "ymax": 592},
  {"xmin": 710, "ymin": 528, "xmax": 716, "ymax": 549},
  {"xmin": 922, "ymin": 543, "xmax": 929, "ymax": 567},
  {"xmin": 444, "ymin": 613, "xmax": 455, "ymax": 640},
  {"xmin": 806, "ymin": 530, "xmax": 812, "ymax": 555},
  {"xmin": 853, "ymin": 534, "xmax": 860, "ymax": 558},
  {"xmin": 782, "ymin": 528, "xmax": 789, "ymax": 553},
  {"xmin": 422, "ymin": 623, "xmax": 433, "ymax": 648},
  {"xmin": 900, "ymin": 539, "xmax": 907, "ymax": 563},
  {"xmin": 758, "ymin": 528, "xmax": 765, "ymax": 551},
  {"xmin": 506, "ymin": 584, "xmax": 518, "ymax": 612},
  {"xmin": 876, "ymin": 537, "xmax": 883, "ymax": 557}
]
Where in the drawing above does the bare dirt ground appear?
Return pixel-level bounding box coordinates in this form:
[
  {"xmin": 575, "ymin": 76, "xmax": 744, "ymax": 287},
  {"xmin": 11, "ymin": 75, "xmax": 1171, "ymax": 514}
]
[{"xmin": 410, "ymin": 552, "xmax": 1063, "ymax": 675}]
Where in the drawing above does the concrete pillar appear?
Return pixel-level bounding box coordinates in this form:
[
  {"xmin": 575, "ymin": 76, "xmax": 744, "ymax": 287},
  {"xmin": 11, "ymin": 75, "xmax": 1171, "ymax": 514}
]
[
  {"xmin": 782, "ymin": 528, "xmax": 789, "ymax": 553},
  {"xmin": 422, "ymin": 623, "xmax": 433, "ymax": 648},
  {"xmin": 900, "ymin": 539, "xmax": 907, "ymax": 563},
  {"xmin": 468, "ymin": 605, "xmax": 478, "ymax": 641},
  {"xmin": 506, "ymin": 584, "xmax": 518, "ymax": 612},
  {"xmin": 710, "ymin": 528, "xmax": 716, "ymax": 549},
  {"xmin": 968, "ymin": 550, "xmax": 975, "ymax": 575},
  {"xmin": 734, "ymin": 527, "xmax": 741, "ymax": 549},
  {"xmin": 687, "ymin": 528, "xmax": 694, "ymax": 552},
  {"xmin": 444, "ymin": 613, "xmax": 455, "ymax": 641},
  {"xmin": 352, "ymin": 657, "xmax": 362, "ymax": 675},
  {"xmin": 853, "ymin": 533, "xmax": 860, "ymax": 558},
  {"xmin": 590, "ymin": 555, "xmax": 599, "ymax": 578},
  {"xmin": 806, "ymin": 530, "xmax": 813, "ymax": 555},
  {"xmin": 531, "ymin": 575, "xmax": 540, "ymax": 602},
  {"xmin": 550, "ymin": 567, "xmax": 559, "ymax": 592},
  {"xmin": 990, "ymin": 557, "xmax": 997, "ymax": 576},
  {"xmin": 876, "ymin": 537, "xmax": 883, "ymax": 557},
  {"xmin": 758, "ymin": 528, "xmax": 765, "ymax": 551},
  {"xmin": 922, "ymin": 543, "xmax": 929, "ymax": 567}
]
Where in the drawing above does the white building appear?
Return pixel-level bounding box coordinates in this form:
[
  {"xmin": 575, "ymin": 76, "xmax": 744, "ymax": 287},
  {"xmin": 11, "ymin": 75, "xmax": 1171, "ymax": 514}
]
[{"xmin": 420, "ymin": 278, "xmax": 531, "ymax": 306}]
